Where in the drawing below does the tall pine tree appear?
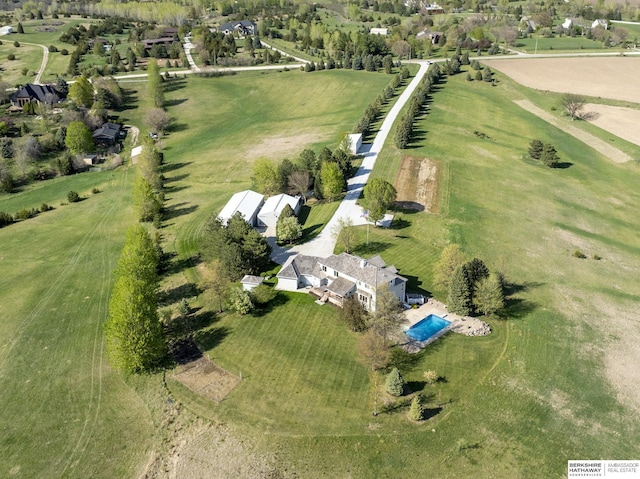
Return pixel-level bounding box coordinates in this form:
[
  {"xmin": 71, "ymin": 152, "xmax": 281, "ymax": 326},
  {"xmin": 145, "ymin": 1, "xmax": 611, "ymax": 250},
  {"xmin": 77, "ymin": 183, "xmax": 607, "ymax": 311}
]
[{"xmin": 447, "ymin": 264, "xmax": 473, "ymax": 316}]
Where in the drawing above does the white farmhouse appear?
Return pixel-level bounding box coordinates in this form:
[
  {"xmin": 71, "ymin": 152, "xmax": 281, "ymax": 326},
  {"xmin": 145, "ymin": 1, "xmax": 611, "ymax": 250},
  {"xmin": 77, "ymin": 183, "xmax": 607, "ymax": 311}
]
[{"xmin": 218, "ymin": 190, "xmax": 265, "ymax": 226}]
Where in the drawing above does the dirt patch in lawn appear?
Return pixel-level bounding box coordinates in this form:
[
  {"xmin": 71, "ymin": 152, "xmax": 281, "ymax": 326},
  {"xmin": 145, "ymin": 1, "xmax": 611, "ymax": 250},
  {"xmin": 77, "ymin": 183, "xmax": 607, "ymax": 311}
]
[
  {"xmin": 583, "ymin": 103, "xmax": 640, "ymax": 148},
  {"xmin": 173, "ymin": 356, "xmax": 241, "ymax": 403},
  {"xmin": 243, "ymin": 132, "xmax": 327, "ymax": 160},
  {"xmin": 484, "ymin": 57, "xmax": 640, "ymax": 104},
  {"xmin": 514, "ymin": 99, "xmax": 633, "ymax": 164},
  {"xmin": 394, "ymin": 156, "xmax": 440, "ymax": 213}
]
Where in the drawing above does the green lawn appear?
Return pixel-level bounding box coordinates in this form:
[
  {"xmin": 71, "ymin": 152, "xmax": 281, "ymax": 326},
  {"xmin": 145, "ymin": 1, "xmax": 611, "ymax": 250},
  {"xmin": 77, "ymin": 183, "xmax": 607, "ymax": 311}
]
[
  {"xmin": 515, "ymin": 35, "xmax": 608, "ymax": 52},
  {"xmin": 173, "ymin": 68, "xmax": 640, "ymax": 477}
]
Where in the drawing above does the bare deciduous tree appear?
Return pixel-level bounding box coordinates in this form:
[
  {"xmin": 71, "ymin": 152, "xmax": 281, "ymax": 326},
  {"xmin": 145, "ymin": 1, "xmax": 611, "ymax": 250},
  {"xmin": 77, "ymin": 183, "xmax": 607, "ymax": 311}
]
[{"xmin": 560, "ymin": 93, "xmax": 586, "ymax": 121}]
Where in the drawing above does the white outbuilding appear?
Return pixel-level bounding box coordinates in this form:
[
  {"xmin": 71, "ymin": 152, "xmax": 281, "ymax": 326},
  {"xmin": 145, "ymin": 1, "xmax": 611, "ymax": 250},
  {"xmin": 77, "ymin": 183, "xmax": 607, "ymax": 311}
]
[
  {"xmin": 257, "ymin": 193, "xmax": 302, "ymax": 228},
  {"xmin": 0, "ymin": 26, "xmax": 14, "ymax": 36},
  {"xmin": 346, "ymin": 133, "xmax": 362, "ymax": 155},
  {"xmin": 218, "ymin": 189, "xmax": 265, "ymax": 226}
]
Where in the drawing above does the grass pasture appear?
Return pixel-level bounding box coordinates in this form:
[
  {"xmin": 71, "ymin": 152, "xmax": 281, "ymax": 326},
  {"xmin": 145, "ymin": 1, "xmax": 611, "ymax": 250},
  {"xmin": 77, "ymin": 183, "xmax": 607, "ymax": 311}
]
[{"xmin": 166, "ymin": 67, "xmax": 640, "ymax": 477}]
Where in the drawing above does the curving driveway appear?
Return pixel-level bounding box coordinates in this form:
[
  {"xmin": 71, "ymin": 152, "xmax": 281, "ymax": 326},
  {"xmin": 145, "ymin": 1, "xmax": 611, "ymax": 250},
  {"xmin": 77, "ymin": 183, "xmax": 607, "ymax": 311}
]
[{"xmin": 22, "ymin": 42, "xmax": 48, "ymax": 84}]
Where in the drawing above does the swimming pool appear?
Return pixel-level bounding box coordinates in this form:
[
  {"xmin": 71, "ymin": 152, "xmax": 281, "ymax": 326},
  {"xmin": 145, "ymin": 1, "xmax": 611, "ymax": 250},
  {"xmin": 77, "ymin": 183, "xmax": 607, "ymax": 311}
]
[{"xmin": 405, "ymin": 314, "xmax": 451, "ymax": 342}]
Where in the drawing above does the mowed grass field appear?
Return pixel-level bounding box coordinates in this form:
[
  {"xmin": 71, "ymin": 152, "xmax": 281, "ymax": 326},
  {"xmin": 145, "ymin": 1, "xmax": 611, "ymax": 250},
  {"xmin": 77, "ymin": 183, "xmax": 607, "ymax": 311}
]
[
  {"xmin": 164, "ymin": 68, "xmax": 640, "ymax": 477},
  {"xmin": 0, "ymin": 68, "xmax": 398, "ymax": 478}
]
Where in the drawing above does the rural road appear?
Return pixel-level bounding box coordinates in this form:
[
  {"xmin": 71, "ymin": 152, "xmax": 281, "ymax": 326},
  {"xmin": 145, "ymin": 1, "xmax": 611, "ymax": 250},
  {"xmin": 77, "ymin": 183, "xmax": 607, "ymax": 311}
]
[
  {"xmin": 270, "ymin": 61, "xmax": 432, "ymax": 264},
  {"xmin": 22, "ymin": 42, "xmax": 48, "ymax": 84}
]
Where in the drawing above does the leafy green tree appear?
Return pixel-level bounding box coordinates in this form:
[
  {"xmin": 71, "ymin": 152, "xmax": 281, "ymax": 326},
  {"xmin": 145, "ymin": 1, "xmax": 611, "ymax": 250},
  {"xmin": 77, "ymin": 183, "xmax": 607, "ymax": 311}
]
[
  {"xmin": 251, "ymin": 157, "xmax": 281, "ymax": 196},
  {"xmin": 202, "ymin": 213, "xmax": 272, "ymax": 280},
  {"xmin": 433, "ymin": 244, "xmax": 465, "ymax": 292},
  {"xmin": 541, "ymin": 143, "xmax": 560, "ymax": 167},
  {"xmin": 341, "ymin": 296, "xmax": 368, "ymax": 332},
  {"xmin": 320, "ymin": 161, "xmax": 343, "ymax": 201},
  {"xmin": 364, "ymin": 178, "xmax": 396, "ymax": 225},
  {"xmin": 228, "ymin": 287, "xmax": 254, "ymax": 315},
  {"xmin": 147, "ymin": 60, "xmax": 164, "ymax": 108},
  {"xmin": 385, "ymin": 367, "xmax": 405, "ymax": 396},
  {"xmin": 55, "ymin": 77, "xmax": 69, "ymax": 96},
  {"xmin": 200, "ymin": 259, "xmax": 230, "ymax": 313},
  {"xmin": 333, "ymin": 216, "xmax": 357, "ymax": 254},
  {"xmin": 383, "ymin": 54, "xmax": 393, "ymax": 74},
  {"xmin": 528, "ymin": 139, "xmax": 544, "ymax": 160},
  {"xmin": 251, "ymin": 283, "xmax": 277, "ymax": 305},
  {"xmin": 276, "ymin": 215, "xmax": 302, "ymax": 244},
  {"xmin": 473, "ymin": 272, "xmax": 505, "ymax": 316},
  {"xmin": 68, "ymin": 75, "xmax": 93, "ymax": 107},
  {"xmin": 133, "ymin": 175, "xmax": 161, "ymax": 222},
  {"xmin": 371, "ymin": 284, "xmax": 403, "ymax": 340},
  {"xmin": 409, "ymin": 394, "xmax": 424, "ymax": 421},
  {"xmin": 64, "ymin": 121, "xmax": 94, "ymax": 155},
  {"xmin": 105, "ymin": 225, "xmax": 166, "ymax": 374},
  {"xmin": 447, "ymin": 265, "xmax": 473, "ymax": 316}
]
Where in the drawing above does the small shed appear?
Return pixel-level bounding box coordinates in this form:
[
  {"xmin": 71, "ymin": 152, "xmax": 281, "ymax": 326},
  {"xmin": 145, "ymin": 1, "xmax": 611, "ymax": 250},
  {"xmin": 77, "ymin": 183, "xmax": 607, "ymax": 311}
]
[
  {"xmin": 258, "ymin": 193, "xmax": 302, "ymax": 228},
  {"xmin": 218, "ymin": 190, "xmax": 265, "ymax": 226},
  {"xmin": 83, "ymin": 154, "xmax": 99, "ymax": 166},
  {"xmin": 131, "ymin": 145, "xmax": 143, "ymax": 164},
  {"xmin": 241, "ymin": 275, "xmax": 264, "ymax": 291},
  {"xmin": 347, "ymin": 133, "xmax": 362, "ymax": 155},
  {"xmin": 0, "ymin": 26, "xmax": 13, "ymax": 35},
  {"xmin": 370, "ymin": 28, "xmax": 388, "ymax": 35}
]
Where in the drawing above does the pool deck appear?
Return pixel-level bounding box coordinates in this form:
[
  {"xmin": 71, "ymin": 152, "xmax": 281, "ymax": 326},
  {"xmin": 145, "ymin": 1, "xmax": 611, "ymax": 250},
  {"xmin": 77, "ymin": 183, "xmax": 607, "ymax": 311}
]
[{"xmin": 397, "ymin": 299, "xmax": 491, "ymax": 353}]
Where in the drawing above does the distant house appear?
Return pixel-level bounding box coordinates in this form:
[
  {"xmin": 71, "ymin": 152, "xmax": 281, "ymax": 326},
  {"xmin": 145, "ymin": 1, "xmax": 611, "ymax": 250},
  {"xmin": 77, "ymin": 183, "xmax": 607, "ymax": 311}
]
[
  {"xmin": 424, "ymin": 3, "xmax": 445, "ymax": 14},
  {"xmin": 141, "ymin": 37, "xmax": 175, "ymax": 50},
  {"xmin": 219, "ymin": 20, "xmax": 256, "ymax": 36},
  {"xmin": 218, "ymin": 189, "xmax": 265, "ymax": 226},
  {"xmin": 520, "ymin": 16, "xmax": 537, "ymax": 32},
  {"xmin": 11, "ymin": 84, "xmax": 61, "ymax": 110},
  {"xmin": 92, "ymin": 123, "xmax": 123, "ymax": 146},
  {"xmin": 0, "ymin": 25, "xmax": 13, "ymax": 35},
  {"xmin": 257, "ymin": 193, "xmax": 302, "ymax": 228},
  {"xmin": 276, "ymin": 252, "xmax": 407, "ymax": 312},
  {"xmin": 83, "ymin": 154, "xmax": 100, "ymax": 166},
  {"xmin": 241, "ymin": 275, "xmax": 264, "ymax": 291},
  {"xmin": 562, "ymin": 18, "xmax": 573, "ymax": 30},
  {"xmin": 417, "ymin": 29, "xmax": 443, "ymax": 45},
  {"xmin": 592, "ymin": 19, "xmax": 608, "ymax": 30},
  {"xmin": 370, "ymin": 27, "xmax": 388, "ymax": 35}
]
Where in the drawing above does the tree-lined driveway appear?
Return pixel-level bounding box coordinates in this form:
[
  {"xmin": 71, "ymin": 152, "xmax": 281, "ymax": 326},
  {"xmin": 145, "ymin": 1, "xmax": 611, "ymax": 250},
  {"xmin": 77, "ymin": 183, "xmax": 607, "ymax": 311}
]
[{"xmin": 270, "ymin": 61, "xmax": 431, "ymax": 264}]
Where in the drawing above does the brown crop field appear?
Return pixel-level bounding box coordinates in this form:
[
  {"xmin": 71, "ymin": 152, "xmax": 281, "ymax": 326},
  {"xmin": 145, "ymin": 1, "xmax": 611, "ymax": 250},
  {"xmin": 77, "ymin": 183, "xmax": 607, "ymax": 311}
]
[
  {"xmin": 584, "ymin": 103, "xmax": 640, "ymax": 147},
  {"xmin": 483, "ymin": 57, "xmax": 640, "ymax": 103}
]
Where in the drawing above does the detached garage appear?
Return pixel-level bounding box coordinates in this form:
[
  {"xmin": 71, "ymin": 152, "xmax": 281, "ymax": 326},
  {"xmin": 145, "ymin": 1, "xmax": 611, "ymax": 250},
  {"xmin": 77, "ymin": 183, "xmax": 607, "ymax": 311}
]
[
  {"xmin": 218, "ymin": 190, "xmax": 265, "ymax": 226},
  {"xmin": 258, "ymin": 193, "xmax": 302, "ymax": 228}
]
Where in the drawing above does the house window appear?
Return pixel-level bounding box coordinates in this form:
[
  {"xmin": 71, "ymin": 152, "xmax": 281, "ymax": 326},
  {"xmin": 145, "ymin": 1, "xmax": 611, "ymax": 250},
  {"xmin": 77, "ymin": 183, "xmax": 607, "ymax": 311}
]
[
  {"xmin": 321, "ymin": 265, "xmax": 327, "ymax": 272},
  {"xmin": 334, "ymin": 271, "xmax": 339, "ymax": 277}
]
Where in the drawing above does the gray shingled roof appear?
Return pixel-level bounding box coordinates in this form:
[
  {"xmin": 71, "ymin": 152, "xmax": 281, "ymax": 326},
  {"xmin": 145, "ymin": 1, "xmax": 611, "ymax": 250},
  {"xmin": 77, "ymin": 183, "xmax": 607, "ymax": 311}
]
[
  {"xmin": 241, "ymin": 275, "xmax": 263, "ymax": 285},
  {"xmin": 320, "ymin": 253, "xmax": 406, "ymax": 288},
  {"xmin": 326, "ymin": 277, "xmax": 356, "ymax": 297}
]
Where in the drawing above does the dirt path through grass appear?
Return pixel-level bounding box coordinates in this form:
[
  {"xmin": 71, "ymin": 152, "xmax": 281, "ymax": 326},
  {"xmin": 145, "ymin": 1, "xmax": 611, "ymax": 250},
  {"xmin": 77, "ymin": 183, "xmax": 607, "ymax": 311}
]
[
  {"xmin": 514, "ymin": 99, "xmax": 633, "ymax": 164},
  {"xmin": 21, "ymin": 42, "xmax": 48, "ymax": 84}
]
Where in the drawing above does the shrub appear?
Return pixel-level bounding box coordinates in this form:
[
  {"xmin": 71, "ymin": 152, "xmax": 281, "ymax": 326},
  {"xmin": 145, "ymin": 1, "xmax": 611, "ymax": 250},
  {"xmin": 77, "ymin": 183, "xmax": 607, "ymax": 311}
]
[
  {"xmin": 7, "ymin": 54, "xmax": 15, "ymax": 61},
  {"xmin": 408, "ymin": 395, "xmax": 424, "ymax": 421},
  {"xmin": 13, "ymin": 41, "xmax": 20, "ymax": 48},
  {"xmin": 91, "ymin": 187, "xmax": 100, "ymax": 194},
  {"xmin": 21, "ymin": 68, "xmax": 29, "ymax": 76},
  {"xmin": 573, "ymin": 249, "xmax": 587, "ymax": 259},
  {"xmin": 67, "ymin": 190, "xmax": 80, "ymax": 203},
  {"xmin": 385, "ymin": 367, "xmax": 405, "ymax": 396},
  {"xmin": 60, "ymin": 49, "xmax": 69, "ymax": 55},
  {"xmin": 0, "ymin": 211, "xmax": 13, "ymax": 227},
  {"xmin": 40, "ymin": 203, "xmax": 53, "ymax": 212},
  {"xmin": 15, "ymin": 208, "xmax": 38, "ymax": 220},
  {"xmin": 48, "ymin": 45, "xmax": 58, "ymax": 52},
  {"xmin": 251, "ymin": 283, "xmax": 277, "ymax": 305},
  {"xmin": 592, "ymin": 254, "xmax": 602, "ymax": 260},
  {"xmin": 423, "ymin": 370, "xmax": 439, "ymax": 384}
]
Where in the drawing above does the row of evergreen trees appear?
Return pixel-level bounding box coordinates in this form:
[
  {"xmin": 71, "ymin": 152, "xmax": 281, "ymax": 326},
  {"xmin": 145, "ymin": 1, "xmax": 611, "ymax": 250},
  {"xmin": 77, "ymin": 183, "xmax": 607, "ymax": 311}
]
[
  {"xmin": 394, "ymin": 62, "xmax": 441, "ymax": 149},
  {"xmin": 354, "ymin": 68, "xmax": 407, "ymax": 138}
]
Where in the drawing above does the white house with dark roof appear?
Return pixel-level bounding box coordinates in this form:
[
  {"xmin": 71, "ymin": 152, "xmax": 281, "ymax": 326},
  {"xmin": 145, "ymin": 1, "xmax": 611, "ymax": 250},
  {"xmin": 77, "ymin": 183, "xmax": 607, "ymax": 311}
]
[
  {"xmin": 276, "ymin": 252, "xmax": 407, "ymax": 312},
  {"xmin": 592, "ymin": 19, "xmax": 608, "ymax": 29},
  {"xmin": 218, "ymin": 190, "xmax": 265, "ymax": 226},
  {"xmin": 219, "ymin": 20, "xmax": 256, "ymax": 36},
  {"xmin": 241, "ymin": 275, "xmax": 264, "ymax": 291},
  {"xmin": 258, "ymin": 193, "xmax": 302, "ymax": 228}
]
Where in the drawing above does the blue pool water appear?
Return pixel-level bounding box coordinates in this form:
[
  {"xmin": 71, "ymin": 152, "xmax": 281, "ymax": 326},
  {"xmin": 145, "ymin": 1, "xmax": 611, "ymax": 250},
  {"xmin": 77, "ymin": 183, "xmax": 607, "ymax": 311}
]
[{"xmin": 406, "ymin": 314, "xmax": 451, "ymax": 341}]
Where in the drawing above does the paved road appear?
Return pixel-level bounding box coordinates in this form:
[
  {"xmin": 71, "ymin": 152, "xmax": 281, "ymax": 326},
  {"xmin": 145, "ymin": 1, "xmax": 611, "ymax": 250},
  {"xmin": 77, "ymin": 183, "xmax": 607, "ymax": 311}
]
[
  {"xmin": 270, "ymin": 61, "xmax": 432, "ymax": 264},
  {"xmin": 22, "ymin": 42, "xmax": 48, "ymax": 84}
]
